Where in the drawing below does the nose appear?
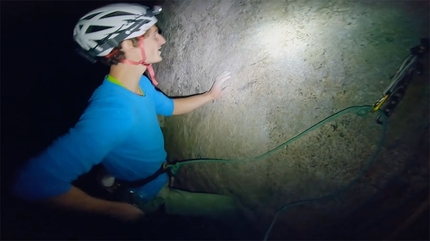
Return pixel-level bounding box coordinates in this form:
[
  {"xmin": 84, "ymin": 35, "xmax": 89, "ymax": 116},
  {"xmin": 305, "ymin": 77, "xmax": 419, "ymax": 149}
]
[{"xmin": 159, "ymin": 34, "xmax": 166, "ymax": 45}]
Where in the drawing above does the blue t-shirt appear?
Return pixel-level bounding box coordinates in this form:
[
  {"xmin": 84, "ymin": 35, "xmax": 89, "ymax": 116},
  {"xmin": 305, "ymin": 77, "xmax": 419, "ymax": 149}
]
[{"xmin": 12, "ymin": 75, "xmax": 174, "ymax": 202}]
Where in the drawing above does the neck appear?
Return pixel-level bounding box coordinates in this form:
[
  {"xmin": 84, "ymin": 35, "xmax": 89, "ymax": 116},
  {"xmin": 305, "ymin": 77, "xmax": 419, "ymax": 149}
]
[{"xmin": 109, "ymin": 63, "xmax": 147, "ymax": 94}]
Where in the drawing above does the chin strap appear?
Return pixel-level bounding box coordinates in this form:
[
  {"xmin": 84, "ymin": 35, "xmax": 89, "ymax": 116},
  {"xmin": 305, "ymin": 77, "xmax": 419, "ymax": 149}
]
[
  {"xmin": 145, "ymin": 64, "xmax": 158, "ymax": 85},
  {"xmin": 107, "ymin": 36, "xmax": 159, "ymax": 86}
]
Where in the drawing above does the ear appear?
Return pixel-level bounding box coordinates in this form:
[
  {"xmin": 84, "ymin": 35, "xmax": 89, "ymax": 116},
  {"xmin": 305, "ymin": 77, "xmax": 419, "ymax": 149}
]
[{"xmin": 120, "ymin": 39, "xmax": 134, "ymax": 51}]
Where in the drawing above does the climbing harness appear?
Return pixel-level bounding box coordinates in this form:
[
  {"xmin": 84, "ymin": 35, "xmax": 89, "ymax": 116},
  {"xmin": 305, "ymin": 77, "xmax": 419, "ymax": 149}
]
[
  {"xmin": 116, "ymin": 162, "xmax": 168, "ymax": 188},
  {"xmin": 96, "ymin": 162, "xmax": 168, "ymax": 206}
]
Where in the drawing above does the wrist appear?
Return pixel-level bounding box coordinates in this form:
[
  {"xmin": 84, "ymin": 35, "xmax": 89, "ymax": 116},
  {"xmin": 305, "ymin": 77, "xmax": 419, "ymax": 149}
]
[{"xmin": 203, "ymin": 91, "xmax": 215, "ymax": 101}]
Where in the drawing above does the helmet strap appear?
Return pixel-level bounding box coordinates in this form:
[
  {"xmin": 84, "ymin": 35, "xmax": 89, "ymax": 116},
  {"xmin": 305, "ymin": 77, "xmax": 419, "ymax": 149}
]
[{"xmin": 121, "ymin": 36, "xmax": 159, "ymax": 86}]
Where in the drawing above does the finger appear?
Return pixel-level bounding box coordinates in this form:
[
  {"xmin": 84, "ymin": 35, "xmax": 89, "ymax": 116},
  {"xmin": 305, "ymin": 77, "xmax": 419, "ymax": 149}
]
[
  {"xmin": 219, "ymin": 73, "xmax": 231, "ymax": 81},
  {"xmin": 217, "ymin": 75, "xmax": 230, "ymax": 82},
  {"xmin": 219, "ymin": 75, "xmax": 231, "ymax": 83},
  {"xmin": 215, "ymin": 77, "xmax": 229, "ymax": 87},
  {"xmin": 217, "ymin": 71, "xmax": 231, "ymax": 79}
]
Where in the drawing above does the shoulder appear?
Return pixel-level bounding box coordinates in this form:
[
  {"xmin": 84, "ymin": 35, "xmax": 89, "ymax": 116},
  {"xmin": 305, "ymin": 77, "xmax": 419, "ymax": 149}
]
[
  {"xmin": 91, "ymin": 79, "xmax": 129, "ymax": 101},
  {"xmin": 79, "ymin": 81, "xmax": 136, "ymax": 129},
  {"xmin": 86, "ymin": 79, "xmax": 133, "ymax": 111},
  {"xmin": 139, "ymin": 75, "xmax": 156, "ymax": 93},
  {"xmin": 138, "ymin": 75, "xmax": 171, "ymax": 100}
]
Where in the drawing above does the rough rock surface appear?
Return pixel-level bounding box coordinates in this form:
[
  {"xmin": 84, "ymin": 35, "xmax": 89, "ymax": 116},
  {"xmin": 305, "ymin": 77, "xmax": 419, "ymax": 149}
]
[{"xmin": 153, "ymin": 0, "xmax": 428, "ymax": 239}]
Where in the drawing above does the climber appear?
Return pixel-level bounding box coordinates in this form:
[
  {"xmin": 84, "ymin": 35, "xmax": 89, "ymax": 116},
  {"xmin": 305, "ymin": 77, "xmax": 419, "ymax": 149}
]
[{"xmin": 12, "ymin": 3, "xmax": 253, "ymax": 227}]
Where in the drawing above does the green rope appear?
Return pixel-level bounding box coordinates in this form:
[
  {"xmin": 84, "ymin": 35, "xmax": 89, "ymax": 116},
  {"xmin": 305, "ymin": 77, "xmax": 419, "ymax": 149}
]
[
  {"xmin": 262, "ymin": 106, "xmax": 388, "ymax": 240},
  {"xmin": 166, "ymin": 105, "xmax": 384, "ymax": 174},
  {"xmin": 164, "ymin": 105, "xmax": 388, "ymax": 240}
]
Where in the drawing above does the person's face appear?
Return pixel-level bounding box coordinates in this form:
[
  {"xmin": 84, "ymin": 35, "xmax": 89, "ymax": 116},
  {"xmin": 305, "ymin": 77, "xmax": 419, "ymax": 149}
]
[
  {"xmin": 142, "ymin": 25, "xmax": 166, "ymax": 64},
  {"xmin": 122, "ymin": 25, "xmax": 166, "ymax": 64}
]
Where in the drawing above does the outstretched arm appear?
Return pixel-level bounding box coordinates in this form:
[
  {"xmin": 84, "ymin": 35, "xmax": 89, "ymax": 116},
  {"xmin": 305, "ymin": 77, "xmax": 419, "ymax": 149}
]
[{"xmin": 172, "ymin": 71, "xmax": 231, "ymax": 115}]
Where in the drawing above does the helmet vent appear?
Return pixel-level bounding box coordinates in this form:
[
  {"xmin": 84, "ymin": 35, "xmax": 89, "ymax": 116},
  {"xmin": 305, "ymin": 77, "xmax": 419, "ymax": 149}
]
[
  {"xmin": 85, "ymin": 25, "xmax": 112, "ymax": 34},
  {"xmin": 82, "ymin": 12, "xmax": 101, "ymax": 20},
  {"xmin": 101, "ymin": 11, "xmax": 135, "ymax": 19}
]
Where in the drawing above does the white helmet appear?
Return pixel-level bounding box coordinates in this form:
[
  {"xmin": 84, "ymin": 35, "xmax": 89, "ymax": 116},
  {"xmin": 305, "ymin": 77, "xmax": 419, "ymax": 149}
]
[{"xmin": 73, "ymin": 3, "xmax": 158, "ymax": 57}]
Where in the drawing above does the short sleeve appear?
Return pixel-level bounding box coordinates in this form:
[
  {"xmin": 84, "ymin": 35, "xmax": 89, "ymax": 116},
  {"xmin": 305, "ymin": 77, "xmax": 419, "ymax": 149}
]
[{"xmin": 12, "ymin": 100, "xmax": 134, "ymax": 201}]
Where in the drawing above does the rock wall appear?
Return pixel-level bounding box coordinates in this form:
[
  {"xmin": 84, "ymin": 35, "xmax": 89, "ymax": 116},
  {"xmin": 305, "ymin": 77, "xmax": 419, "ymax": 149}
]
[{"xmin": 153, "ymin": 0, "xmax": 429, "ymax": 238}]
